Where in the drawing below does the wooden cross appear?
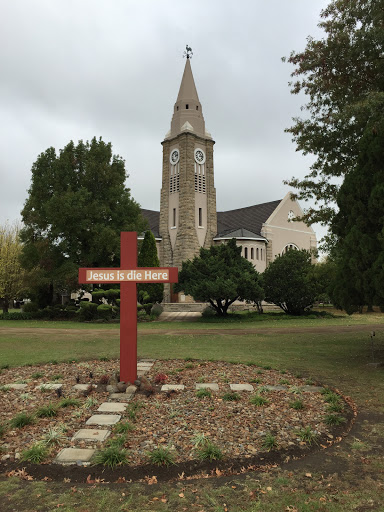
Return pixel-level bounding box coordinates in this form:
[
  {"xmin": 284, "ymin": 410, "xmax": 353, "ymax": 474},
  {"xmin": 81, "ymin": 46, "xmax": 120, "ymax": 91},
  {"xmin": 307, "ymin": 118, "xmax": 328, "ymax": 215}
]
[{"xmin": 78, "ymin": 232, "xmax": 178, "ymax": 383}]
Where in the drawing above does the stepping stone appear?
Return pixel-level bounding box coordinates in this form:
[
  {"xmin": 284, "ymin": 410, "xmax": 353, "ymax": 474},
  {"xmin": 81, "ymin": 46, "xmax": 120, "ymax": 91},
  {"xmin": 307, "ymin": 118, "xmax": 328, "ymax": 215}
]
[
  {"xmin": 72, "ymin": 429, "xmax": 110, "ymax": 442},
  {"xmin": 161, "ymin": 384, "xmax": 185, "ymax": 391},
  {"xmin": 73, "ymin": 384, "xmax": 96, "ymax": 391},
  {"xmin": 109, "ymin": 393, "xmax": 134, "ymax": 400},
  {"xmin": 7, "ymin": 384, "xmax": 28, "ymax": 390},
  {"xmin": 86, "ymin": 414, "xmax": 121, "ymax": 426},
  {"xmin": 230, "ymin": 384, "xmax": 254, "ymax": 392},
  {"xmin": 55, "ymin": 447, "xmax": 95, "ymax": 464},
  {"xmin": 36, "ymin": 383, "xmax": 62, "ymax": 390},
  {"xmin": 97, "ymin": 402, "xmax": 126, "ymax": 413},
  {"xmin": 301, "ymin": 385, "xmax": 323, "ymax": 392},
  {"xmin": 264, "ymin": 385, "xmax": 287, "ymax": 391},
  {"xmin": 137, "ymin": 363, "xmax": 153, "ymax": 368},
  {"xmin": 196, "ymin": 383, "xmax": 219, "ymax": 391}
]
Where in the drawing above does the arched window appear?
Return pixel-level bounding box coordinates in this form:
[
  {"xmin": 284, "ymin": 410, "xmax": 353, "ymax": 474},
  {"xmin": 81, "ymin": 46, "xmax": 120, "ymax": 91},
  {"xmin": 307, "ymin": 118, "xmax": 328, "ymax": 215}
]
[
  {"xmin": 244, "ymin": 247, "xmax": 248, "ymax": 259},
  {"xmin": 282, "ymin": 243, "xmax": 299, "ymax": 254},
  {"xmin": 261, "ymin": 248, "xmax": 263, "ymax": 260},
  {"xmin": 251, "ymin": 248, "xmax": 254, "ymax": 259},
  {"xmin": 256, "ymin": 248, "xmax": 259, "ymax": 260}
]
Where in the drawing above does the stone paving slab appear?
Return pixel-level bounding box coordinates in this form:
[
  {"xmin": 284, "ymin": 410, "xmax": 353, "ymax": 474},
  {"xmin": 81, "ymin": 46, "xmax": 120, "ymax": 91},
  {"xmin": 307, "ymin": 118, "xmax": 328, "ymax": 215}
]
[
  {"xmin": 196, "ymin": 383, "xmax": 219, "ymax": 391},
  {"xmin": 263, "ymin": 385, "xmax": 288, "ymax": 391},
  {"xmin": 72, "ymin": 429, "xmax": 110, "ymax": 442},
  {"xmin": 109, "ymin": 392, "xmax": 135, "ymax": 400},
  {"xmin": 73, "ymin": 384, "xmax": 96, "ymax": 391},
  {"xmin": 7, "ymin": 384, "xmax": 28, "ymax": 390},
  {"xmin": 161, "ymin": 384, "xmax": 185, "ymax": 391},
  {"xmin": 36, "ymin": 383, "xmax": 63, "ymax": 390},
  {"xmin": 97, "ymin": 402, "xmax": 127, "ymax": 413},
  {"xmin": 230, "ymin": 384, "xmax": 254, "ymax": 392},
  {"xmin": 55, "ymin": 448, "xmax": 95, "ymax": 464},
  {"xmin": 86, "ymin": 414, "xmax": 121, "ymax": 426},
  {"xmin": 301, "ymin": 385, "xmax": 323, "ymax": 392}
]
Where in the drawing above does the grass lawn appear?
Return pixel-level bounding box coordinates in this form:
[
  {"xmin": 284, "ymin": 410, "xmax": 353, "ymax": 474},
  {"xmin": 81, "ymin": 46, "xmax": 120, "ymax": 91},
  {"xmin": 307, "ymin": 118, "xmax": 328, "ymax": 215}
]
[{"xmin": 1, "ymin": 313, "xmax": 384, "ymax": 511}]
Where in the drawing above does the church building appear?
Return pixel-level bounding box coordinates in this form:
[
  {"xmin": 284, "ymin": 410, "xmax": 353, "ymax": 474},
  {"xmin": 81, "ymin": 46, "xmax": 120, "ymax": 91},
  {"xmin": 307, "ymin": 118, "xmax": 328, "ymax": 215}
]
[{"xmin": 141, "ymin": 53, "xmax": 317, "ymax": 302}]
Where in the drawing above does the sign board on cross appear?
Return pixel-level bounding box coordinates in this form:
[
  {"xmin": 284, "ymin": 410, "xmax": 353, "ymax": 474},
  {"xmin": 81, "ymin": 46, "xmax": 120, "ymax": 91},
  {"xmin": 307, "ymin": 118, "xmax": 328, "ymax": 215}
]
[{"xmin": 78, "ymin": 232, "xmax": 178, "ymax": 383}]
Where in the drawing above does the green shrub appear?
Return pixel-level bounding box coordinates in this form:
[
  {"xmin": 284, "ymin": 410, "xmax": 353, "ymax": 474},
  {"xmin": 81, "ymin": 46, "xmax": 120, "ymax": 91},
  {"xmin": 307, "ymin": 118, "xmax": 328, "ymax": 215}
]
[
  {"xmin": 222, "ymin": 392, "xmax": 241, "ymax": 402},
  {"xmin": 22, "ymin": 443, "xmax": 48, "ymax": 463},
  {"xmin": 92, "ymin": 446, "xmax": 129, "ymax": 469},
  {"xmin": 97, "ymin": 304, "xmax": 113, "ymax": 320},
  {"xmin": 58, "ymin": 398, "xmax": 80, "ymax": 408},
  {"xmin": 113, "ymin": 421, "xmax": 135, "ymax": 434},
  {"xmin": 262, "ymin": 433, "xmax": 278, "ymax": 451},
  {"xmin": 196, "ymin": 388, "xmax": 212, "ymax": 398},
  {"xmin": 10, "ymin": 412, "xmax": 35, "ymax": 429},
  {"xmin": 151, "ymin": 304, "xmax": 163, "ymax": 318},
  {"xmin": 324, "ymin": 414, "xmax": 346, "ymax": 426},
  {"xmin": 77, "ymin": 302, "xmax": 98, "ymax": 321},
  {"xmin": 296, "ymin": 426, "xmax": 319, "ymax": 445},
  {"xmin": 201, "ymin": 306, "xmax": 217, "ymax": 318},
  {"xmin": 35, "ymin": 403, "xmax": 57, "ymax": 418},
  {"xmin": 250, "ymin": 395, "xmax": 269, "ymax": 407},
  {"xmin": 196, "ymin": 441, "xmax": 223, "ymax": 461},
  {"xmin": 22, "ymin": 301, "xmax": 38, "ymax": 313},
  {"xmin": 290, "ymin": 399, "xmax": 304, "ymax": 410},
  {"xmin": 147, "ymin": 446, "xmax": 175, "ymax": 466}
]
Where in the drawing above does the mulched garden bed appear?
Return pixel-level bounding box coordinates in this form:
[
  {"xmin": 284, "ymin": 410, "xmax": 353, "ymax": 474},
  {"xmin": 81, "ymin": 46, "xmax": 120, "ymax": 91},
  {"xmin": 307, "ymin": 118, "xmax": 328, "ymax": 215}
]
[{"xmin": 0, "ymin": 358, "xmax": 356, "ymax": 482}]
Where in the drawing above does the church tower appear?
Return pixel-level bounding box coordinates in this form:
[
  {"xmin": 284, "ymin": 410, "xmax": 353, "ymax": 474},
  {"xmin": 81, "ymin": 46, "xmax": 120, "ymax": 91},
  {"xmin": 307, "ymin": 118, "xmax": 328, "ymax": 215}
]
[{"xmin": 159, "ymin": 52, "xmax": 217, "ymax": 299}]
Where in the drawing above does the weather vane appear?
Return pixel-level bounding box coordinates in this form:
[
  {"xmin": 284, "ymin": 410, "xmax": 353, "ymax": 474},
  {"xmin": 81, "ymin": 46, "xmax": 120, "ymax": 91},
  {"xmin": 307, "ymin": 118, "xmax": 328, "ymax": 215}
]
[{"xmin": 183, "ymin": 45, "xmax": 193, "ymax": 59}]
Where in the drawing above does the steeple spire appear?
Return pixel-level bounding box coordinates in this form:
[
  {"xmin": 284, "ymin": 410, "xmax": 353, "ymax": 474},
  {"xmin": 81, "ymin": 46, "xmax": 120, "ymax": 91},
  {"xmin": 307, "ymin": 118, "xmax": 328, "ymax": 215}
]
[{"xmin": 167, "ymin": 51, "xmax": 209, "ymax": 139}]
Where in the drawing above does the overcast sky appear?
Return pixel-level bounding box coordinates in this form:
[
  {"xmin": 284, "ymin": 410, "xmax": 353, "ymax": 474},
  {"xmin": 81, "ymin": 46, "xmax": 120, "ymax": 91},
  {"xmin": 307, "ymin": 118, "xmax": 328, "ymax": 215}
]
[{"xmin": 0, "ymin": 0, "xmax": 330, "ymax": 243}]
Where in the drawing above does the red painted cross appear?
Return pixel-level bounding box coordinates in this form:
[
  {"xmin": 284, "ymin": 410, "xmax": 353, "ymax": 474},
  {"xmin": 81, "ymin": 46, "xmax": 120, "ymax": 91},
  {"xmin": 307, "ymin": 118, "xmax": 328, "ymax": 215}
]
[{"xmin": 78, "ymin": 232, "xmax": 178, "ymax": 383}]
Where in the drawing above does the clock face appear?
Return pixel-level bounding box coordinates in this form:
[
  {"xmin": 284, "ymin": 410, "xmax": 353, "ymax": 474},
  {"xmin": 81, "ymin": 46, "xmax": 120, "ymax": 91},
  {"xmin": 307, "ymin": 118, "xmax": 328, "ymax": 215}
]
[
  {"xmin": 170, "ymin": 149, "xmax": 179, "ymax": 164},
  {"xmin": 194, "ymin": 148, "xmax": 206, "ymax": 164}
]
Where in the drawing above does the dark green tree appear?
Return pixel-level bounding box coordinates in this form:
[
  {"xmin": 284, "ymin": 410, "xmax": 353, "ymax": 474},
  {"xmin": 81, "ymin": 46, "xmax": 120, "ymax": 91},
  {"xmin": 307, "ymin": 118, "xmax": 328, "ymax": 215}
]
[
  {"xmin": 174, "ymin": 239, "xmax": 264, "ymax": 316},
  {"xmin": 137, "ymin": 230, "xmax": 163, "ymax": 304},
  {"xmin": 20, "ymin": 137, "xmax": 146, "ymax": 306},
  {"xmin": 330, "ymin": 118, "xmax": 384, "ymax": 314},
  {"xmin": 283, "ymin": 0, "xmax": 384, "ymax": 227},
  {"xmin": 263, "ymin": 249, "xmax": 317, "ymax": 315}
]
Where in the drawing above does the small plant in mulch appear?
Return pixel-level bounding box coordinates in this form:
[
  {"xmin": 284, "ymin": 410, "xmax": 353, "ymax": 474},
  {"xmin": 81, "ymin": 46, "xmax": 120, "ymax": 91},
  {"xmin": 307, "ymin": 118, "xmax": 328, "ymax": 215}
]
[
  {"xmin": 0, "ymin": 422, "xmax": 6, "ymax": 438},
  {"xmin": 10, "ymin": 412, "xmax": 35, "ymax": 429},
  {"xmin": 192, "ymin": 432, "xmax": 207, "ymax": 448},
  {"xmin": 305, "ymin": 378, "xmax": 315, "ymax": 385},
  {"xmin": 296, "ymin": 426, "xmax": 319, "ymax": 446},
  {"xmin": 99, "ymin": 356, "xmax": 110, "ymax": 361},
  {"xmin": 322, "ymin": 390, "xmax": 341, "ymax": 405},
  {"xmin": 327, "ymin": 402, "xmax": 344, "ymax": 413},
  {"xmin": 222, "ymin": 392, "xmax": 241, "ymax": 402},
  {"xmin": 184, "ymin": 363, "xmax": 194, "ymax": 369},
  {"xmin": 250, "ymin": 378, "xmax": 261, "ymax": 384},
  {"xmin": 59, "ymin": 398, "xmax": 80, "ymax": 408},
  {"xmin": 83, "ymin": 397, "xmax": 98, "ymax": 409},
  {"xmin": 107, "ymin": 435, "xmax": 127, "ymax": 448},
  {"xmin": 0, "ymin": 385, "xmax": 10, "ymax": 392},
  {"xmin": 92, "ymin": 446, "xmax": 130, "ymax": 469},
  {"xmin": 21, "ymin": 443, "xmax": 49, "ymax": 463},
  {"xmin": 324, "ymin": 414, "xmax": 347, "ymax": 426},
  {"xmin": 113, "ymin": 421, "xmax": 135, "ymax": 434},
  {"xmin": 262, "ymin": 433, "xmax": 278, "ymax": 451},
  {"xmin": 126, "ymin": 401, "xmax": 144, "ymax": 421},
  {"xmin": 31, "ymin": 372, "xmax": 44, "ymax": 379},
  {"xmin": 35, "ymin": 402, "xmax": 58, "ymax": 418},
  {"xmin": 250, "ymin": 394, "xmax": 269, "ymax": 407},
  {"xmin": 279, "ymin": 379, "xmax": 290, "ymax": 385},
  {"xmin": 98, "ymin": 374, "xmax": 110, "ymax": 385},
  {"xmin": 196, "ymin": 388, "xmax": 212, "ymax": 399},
  {"xmin": 51, "ymin": 374, "xmax": 63, "ymax": 381},
  {"xmin": 289, "ymin": 386, "xmax": 302, "ymax": 395},
  {"xmin": 147, "ymin": 446, "xmax": 175, "ymax": 466},
  {"xmin": 196, "ymin": 440, "xmax": 223, "ymax": 461},
  {"xmin": 42, "ymin": 426, "xmax": 67, "ymax": 446},
  {"xmin": 290, "ymin": 399, "xmax": 305, "ymax": 410}
]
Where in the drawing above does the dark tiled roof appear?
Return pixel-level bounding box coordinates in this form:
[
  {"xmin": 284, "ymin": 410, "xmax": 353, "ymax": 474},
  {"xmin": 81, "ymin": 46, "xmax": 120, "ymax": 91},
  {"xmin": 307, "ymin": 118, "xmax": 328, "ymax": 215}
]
[
  {"xmin": 217, "ymin": 200, "xmax": 281, "ymax": 237},
  {"xmin": 140, "ymin": 199, "xmax": 282, "ymax": 240},
  {"xmin": 141, "ymin": 209, "xmax": 161, "ymax": 238},
  {"xmin": 213, "ymin": 227, "xmax": 267, "ymax": 240}
]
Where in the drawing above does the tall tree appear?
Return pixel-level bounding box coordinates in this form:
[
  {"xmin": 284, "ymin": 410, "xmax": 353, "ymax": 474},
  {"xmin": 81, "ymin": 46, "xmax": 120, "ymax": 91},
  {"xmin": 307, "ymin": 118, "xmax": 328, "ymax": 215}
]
[
  {"xmin": 263, "ymin": 249, "xmax": 318, "ymax": 315},
  {"xmin": 283, "ymin": 0, "xmax": 384, "ymax": 226},
  {"xmin": 174, "ymin": 239, "xmax": 264, "ymax": 316},
  {"xmin": 20, "ymin": 137, "xmax": 146, "ymax": 306},
  {"xmin": 0, "ymin": 223, "xmax": 26, "ymax": 313},
  {"xmin": 330, "ymin": 117, "xmax": 384, "ymax": 313},
  {"xmin": 137, "ymin": 230, "xmax": 163, "ymax": 304}
]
